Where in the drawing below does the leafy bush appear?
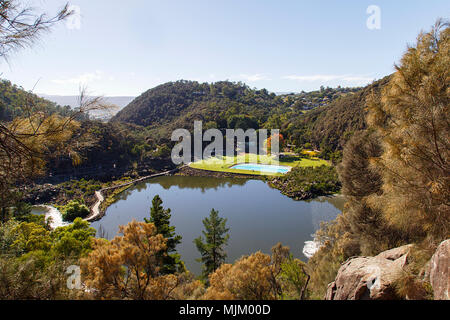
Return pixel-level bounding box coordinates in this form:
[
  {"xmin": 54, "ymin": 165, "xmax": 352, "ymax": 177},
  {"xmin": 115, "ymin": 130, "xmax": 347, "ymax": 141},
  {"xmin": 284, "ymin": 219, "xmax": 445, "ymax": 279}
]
[
  {"xmin": 61, "ymin": 200, "xmax": 90, "ymax": 222},
  {"xmin": 271, "ymin": 165, "xmax": 341, "ymax": 199}
]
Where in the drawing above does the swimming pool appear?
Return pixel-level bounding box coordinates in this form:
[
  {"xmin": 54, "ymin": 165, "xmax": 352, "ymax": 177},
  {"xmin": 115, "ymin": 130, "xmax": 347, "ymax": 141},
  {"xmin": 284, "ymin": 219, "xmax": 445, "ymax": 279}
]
[{"xmin": 231, "ymin": 163, "xmax": 291, "ymax": 174}]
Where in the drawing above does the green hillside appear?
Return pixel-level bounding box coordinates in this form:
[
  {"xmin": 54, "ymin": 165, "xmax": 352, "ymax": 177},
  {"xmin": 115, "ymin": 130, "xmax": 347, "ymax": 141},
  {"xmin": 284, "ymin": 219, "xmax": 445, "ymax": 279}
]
[
  {"xmin": 284, "ymin": 76, "xmax": 391, "ymax": 153},
  {"xmin": 0, "ymin": 79, "xmax": 81, "ymax": 121},
  {"xmin": 112, "ymin": 80, "xmax": 381, "ymax": 149}
]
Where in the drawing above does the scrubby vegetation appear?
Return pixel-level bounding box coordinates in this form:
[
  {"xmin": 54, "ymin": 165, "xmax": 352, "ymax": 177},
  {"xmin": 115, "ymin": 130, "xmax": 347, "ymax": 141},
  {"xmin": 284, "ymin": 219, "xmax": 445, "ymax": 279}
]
[
  {"xmin": 307, "ymin": 20, "xmax": 449, "ymax": 299},
  {"xmin": 60, "ymin": 200, "xmax": 90, "ymax": 222},
  {"xmin": 0, "ymin": 217, "xmax": 95, "ymax": 299},
  {"xmin": 269, "ymin": 165, "xmax": 341, "ymax": 200}
]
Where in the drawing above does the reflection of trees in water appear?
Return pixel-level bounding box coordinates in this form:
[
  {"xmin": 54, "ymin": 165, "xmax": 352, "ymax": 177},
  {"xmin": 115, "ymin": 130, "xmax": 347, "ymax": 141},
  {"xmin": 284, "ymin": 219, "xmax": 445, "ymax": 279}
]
[
  {"xmin": 115, "ymin": 176, "xmax": 249, "ymax": 200},
  {"xmin": 305, "ymin": 195, "xmax": 346, "ymax": 211},
  {"xmin": 149, "ymin": 176, "xmax": 248, "ymax": 192},
  {"xmin": 116, "ymin": 188, "xmax": 136, "ymax": 201},
  {"xmin": 134, "ymin": 182, "xmax": 149, "ymax": 193}
]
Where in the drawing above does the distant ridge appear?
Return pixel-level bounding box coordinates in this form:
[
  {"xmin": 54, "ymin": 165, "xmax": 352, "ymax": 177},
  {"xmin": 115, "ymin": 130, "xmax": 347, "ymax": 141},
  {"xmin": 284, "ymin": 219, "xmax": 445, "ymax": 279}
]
[{"xmin": 38, "ymin": 94, "xmax": 135, "ymax": 109}]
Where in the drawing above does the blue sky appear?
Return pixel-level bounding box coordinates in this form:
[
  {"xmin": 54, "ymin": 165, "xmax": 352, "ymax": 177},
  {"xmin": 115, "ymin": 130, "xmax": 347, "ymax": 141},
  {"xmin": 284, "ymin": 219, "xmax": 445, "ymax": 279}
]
[{"xmin": 1, "ymin": 0, "xmax": 449, "ymax": 96}]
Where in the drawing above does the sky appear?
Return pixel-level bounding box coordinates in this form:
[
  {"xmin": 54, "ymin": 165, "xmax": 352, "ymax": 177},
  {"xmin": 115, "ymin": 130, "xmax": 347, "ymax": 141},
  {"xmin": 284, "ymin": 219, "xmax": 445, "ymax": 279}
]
[{"xmin": 1, "ymin": 0, "xmax": 449, "ymax": 96}]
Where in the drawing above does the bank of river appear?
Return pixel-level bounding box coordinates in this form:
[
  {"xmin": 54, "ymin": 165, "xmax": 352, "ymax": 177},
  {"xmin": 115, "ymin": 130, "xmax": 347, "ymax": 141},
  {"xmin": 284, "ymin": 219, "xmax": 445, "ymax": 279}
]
[{"xmin": 90, "ymin": 175, "xmax": 345, "ymax": 275}]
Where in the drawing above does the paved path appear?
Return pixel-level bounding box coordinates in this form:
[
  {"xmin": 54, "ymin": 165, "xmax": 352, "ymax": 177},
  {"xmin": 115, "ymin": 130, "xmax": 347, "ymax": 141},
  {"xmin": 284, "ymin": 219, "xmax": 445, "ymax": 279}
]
[{"xmin": 85, "ymin": 167, "xmax": 184, "ymax": 222}]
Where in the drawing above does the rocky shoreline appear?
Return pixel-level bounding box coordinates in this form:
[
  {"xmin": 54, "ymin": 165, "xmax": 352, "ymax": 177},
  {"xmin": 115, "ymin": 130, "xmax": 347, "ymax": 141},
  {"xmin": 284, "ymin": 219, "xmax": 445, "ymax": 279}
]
[
  {"xmin": 268, "ymin": 177, "xmax": 326, "ymax": 200},
  {"xmin": 23, "ymin": 183, "xmax": 98, "ymax": 209}
]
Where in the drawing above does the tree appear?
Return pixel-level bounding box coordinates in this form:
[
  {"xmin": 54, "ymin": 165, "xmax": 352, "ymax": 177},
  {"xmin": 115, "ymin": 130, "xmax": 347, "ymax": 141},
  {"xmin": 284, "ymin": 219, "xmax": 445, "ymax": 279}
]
[
  {"xmin": 308, "ymin": 20, "xmax": 449, "ymax": 298},
  {"xmin": 0, "ymin": 253, "xmax": 79, "ymax": 300},
  {"xmin": 194, "ymin": 209, "xmax": 230, "ymax": 280},
  {"xmin": 61, "ymin": 200, "xmax": 90, "ymax": 222},
  {"xmin": 202, "ymin": 243, "xmax": 305, "ymax": 300},
  {"xmin": 0, "ymin": 1, "xmax": 109, "ymax": 217},
  {"xmin": 81, "ymin": 220, "xmax": 184, "ymax": 300},
  {"xmin": 51, "ymin": 218, "xmax": 96, "ymax": 258},
  {"xmin": 367, "ymin": 19, "xmax": 449, "ymax": 242},
  {"xmin": 0, "ymin": 1, "xmax": 72, "ymax": 61},
  {"xmin": 265, "ymin": 133, "xmax": 285, "ymax": 154},
  {"xmin": 11, "ymin": 222, "xmax": 51, "ymax": 254},
  {"xmin": 144, "ymin": 195, "xmax": 183, "ymax": 274}
]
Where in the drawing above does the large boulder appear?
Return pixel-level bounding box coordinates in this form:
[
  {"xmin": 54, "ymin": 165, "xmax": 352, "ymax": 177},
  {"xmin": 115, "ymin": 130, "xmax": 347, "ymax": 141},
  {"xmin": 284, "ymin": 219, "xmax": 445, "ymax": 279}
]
[
  {"xmin": 326, "ymin": 245, "xmax": 412, "ymax": 300},
  {"xmin": 430, "ymin": 240, "xmax": 450, "ymax": 300}
]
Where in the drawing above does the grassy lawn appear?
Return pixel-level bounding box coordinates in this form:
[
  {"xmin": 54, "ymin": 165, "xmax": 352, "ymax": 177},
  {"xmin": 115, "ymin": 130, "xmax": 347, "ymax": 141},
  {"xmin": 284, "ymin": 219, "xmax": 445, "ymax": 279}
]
[{"xmin": 189, "ymin": 154, "xmax": 329, "ymax": 176}]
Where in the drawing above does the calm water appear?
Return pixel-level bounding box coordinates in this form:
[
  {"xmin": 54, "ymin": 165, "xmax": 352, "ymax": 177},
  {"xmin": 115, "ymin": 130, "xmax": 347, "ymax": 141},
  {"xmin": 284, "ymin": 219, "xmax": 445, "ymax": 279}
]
[
  {"xmin": 91, "ymin": 176, "xmax": 345, "ymax": 275},
  {"xmin": 231, "ymin": 163, "xmax": 291, "ymax": 174}
]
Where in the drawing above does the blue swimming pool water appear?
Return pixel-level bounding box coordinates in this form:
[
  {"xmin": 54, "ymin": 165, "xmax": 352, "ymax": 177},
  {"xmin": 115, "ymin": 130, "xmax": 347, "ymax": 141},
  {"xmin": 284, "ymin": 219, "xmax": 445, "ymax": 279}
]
[{"xmin": 231, "ymin": 163, "xmax": 291, "ymax": 174}]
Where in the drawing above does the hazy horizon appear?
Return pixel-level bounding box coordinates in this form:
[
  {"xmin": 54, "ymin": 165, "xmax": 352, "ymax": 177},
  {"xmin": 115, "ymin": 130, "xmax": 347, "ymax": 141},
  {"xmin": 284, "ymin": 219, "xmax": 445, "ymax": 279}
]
[{"xmin": 1, "ymin": 0, "xmax": 449, "ymax": 96}]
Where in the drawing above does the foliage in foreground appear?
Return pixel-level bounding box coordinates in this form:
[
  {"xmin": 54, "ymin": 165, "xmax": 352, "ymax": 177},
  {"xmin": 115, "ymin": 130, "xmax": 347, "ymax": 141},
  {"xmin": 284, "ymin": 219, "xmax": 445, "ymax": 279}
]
[
  {"xmin": 144, "ymin": 195, "xmax": 183, "ymax": 274},
  {"xmin": 0, "ymin": 217, "xmax": 95, "ymax": 299},
  {"xmin": 81, "ymin": 218, "xmax": 308, "ymax": 300},
  {"xmin": 81, "ymin": 220, "xmax": 199, "ymax": 300},
  {"xmin": 203, "ymin": 243, "xmax": 309, "ymax": 300},
  {"xmin": 307, "ymin": 20, "xmax": 449, "ymax": 299}
]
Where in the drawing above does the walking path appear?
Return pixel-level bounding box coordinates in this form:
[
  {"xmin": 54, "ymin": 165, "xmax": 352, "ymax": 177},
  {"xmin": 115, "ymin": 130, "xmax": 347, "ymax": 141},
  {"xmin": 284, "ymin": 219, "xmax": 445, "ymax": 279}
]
[{"xmin": 85, "ymin": 166, "xmax": 184, "ymax": 222}]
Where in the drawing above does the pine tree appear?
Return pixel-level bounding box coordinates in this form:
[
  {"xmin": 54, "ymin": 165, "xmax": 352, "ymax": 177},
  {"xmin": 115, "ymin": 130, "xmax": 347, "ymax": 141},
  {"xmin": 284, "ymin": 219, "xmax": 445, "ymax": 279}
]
[
  {"xmin": 194, "ymin": 209, "xmax": 230, "ymax": 280},
  {"xmin": 367, "ymin": 19, "xmax": 449, "ymax": 241},
  {"xmin": 144, "ymin": 195, "xmax": 183, "ymax": 274}
]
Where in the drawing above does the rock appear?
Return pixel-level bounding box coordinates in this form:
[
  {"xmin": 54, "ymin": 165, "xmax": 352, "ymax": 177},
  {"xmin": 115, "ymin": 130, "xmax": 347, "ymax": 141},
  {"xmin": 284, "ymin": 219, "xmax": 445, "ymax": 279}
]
[
  {"xmin": 326, "ymin": 245, "xmax": 412, "ymax": 300},
  {"xmin": 430, "ymin": 239, "xmax": 450, "ymax": 300}
]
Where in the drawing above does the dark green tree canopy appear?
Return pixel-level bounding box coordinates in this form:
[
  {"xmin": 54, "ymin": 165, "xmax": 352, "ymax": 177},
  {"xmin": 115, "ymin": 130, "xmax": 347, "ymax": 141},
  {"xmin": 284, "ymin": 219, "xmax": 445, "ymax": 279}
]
[
  {"xmin": 194, "ymin": 208, "xmax": 230, "ymax": 280},
  {"xmin": 144, "ymin": 195, "xmax": 183, "ymax": 274}
]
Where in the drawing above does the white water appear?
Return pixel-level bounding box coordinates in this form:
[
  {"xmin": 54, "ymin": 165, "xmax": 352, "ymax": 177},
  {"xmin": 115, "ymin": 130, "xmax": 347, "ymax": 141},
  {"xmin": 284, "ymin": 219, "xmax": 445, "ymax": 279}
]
[
  {"xmin": 32, "ymin": 205, "xmax": 69, "ymax": 229},
  {"xmin": 302, "ymin": 238, "xmax": 322, "ymax": 259}
]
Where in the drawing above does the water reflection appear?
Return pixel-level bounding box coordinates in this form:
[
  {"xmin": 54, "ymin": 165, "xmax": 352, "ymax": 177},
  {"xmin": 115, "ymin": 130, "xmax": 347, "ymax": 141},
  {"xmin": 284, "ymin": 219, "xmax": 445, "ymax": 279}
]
[{"xmin": 91, "ymin": 176, "xmax": 344, "ymax": 275}]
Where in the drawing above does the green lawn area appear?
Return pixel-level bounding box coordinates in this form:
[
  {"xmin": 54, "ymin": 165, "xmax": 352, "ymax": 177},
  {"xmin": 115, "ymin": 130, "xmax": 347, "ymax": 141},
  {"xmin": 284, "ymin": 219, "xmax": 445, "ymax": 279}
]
[{"xmin": 189, "ymin": 154, "xmax": 330, "ymax": 176}]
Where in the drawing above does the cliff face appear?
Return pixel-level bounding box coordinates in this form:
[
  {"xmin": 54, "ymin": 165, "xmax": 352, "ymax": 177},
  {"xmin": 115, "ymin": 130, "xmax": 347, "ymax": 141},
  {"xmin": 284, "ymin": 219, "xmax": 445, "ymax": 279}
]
[{"xmin": 326, "ymin": 240, "xmax": 449, "ymax": 300}]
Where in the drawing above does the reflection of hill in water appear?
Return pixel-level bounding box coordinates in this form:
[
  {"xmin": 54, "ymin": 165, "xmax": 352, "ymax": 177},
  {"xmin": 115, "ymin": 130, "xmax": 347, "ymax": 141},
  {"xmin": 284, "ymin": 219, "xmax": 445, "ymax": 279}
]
[{"xmin": 124, "ymin": 176, "xmax": 249, "ymax": 196}]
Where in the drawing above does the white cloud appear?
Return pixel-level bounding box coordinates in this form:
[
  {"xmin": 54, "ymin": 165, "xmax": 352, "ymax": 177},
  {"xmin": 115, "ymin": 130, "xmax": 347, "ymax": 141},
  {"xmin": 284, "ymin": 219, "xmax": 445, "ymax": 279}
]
[
  {"xmin": 238, "ymin": 74, "xmax": 271, "ymax": 82},
  {"xmin": 52, "ymin": 71, "xmax": 103, "ymax": 85},
  {"xmin": 283, "ymin": 74, "xmax": 374, "ymax": 83}
]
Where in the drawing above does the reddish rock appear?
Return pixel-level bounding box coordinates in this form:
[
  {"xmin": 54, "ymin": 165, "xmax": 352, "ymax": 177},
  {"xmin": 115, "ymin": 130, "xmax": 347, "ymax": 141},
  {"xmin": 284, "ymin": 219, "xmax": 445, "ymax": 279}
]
[
  {"xmin": 430, "ymin": 239, "xmax": 450, "ymax": 300},
  {"xmin": 326, "ymin": 245, "xmax": 412, "ymax": 300}
]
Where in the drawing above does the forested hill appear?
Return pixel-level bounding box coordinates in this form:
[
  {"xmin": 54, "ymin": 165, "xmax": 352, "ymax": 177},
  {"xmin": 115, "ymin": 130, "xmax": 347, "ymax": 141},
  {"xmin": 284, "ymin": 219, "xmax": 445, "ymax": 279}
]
[
  {"xmin": 112, "ymin": 80, "xmax": 284, "ymax": 129},
  {"xmin": 0, "ymin": 79, "xmax": 82, "ymax": 121},
  {"xmin": 111, "ymin": 80, "xmax": 374, "ymax": 145},
  {"xmin": 112, "ymin": 78, "xmax": 391, "ymax": 153},
  {"xmin": 284, "ymin": 76, "xmax": 391, "ymax": 153}
]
